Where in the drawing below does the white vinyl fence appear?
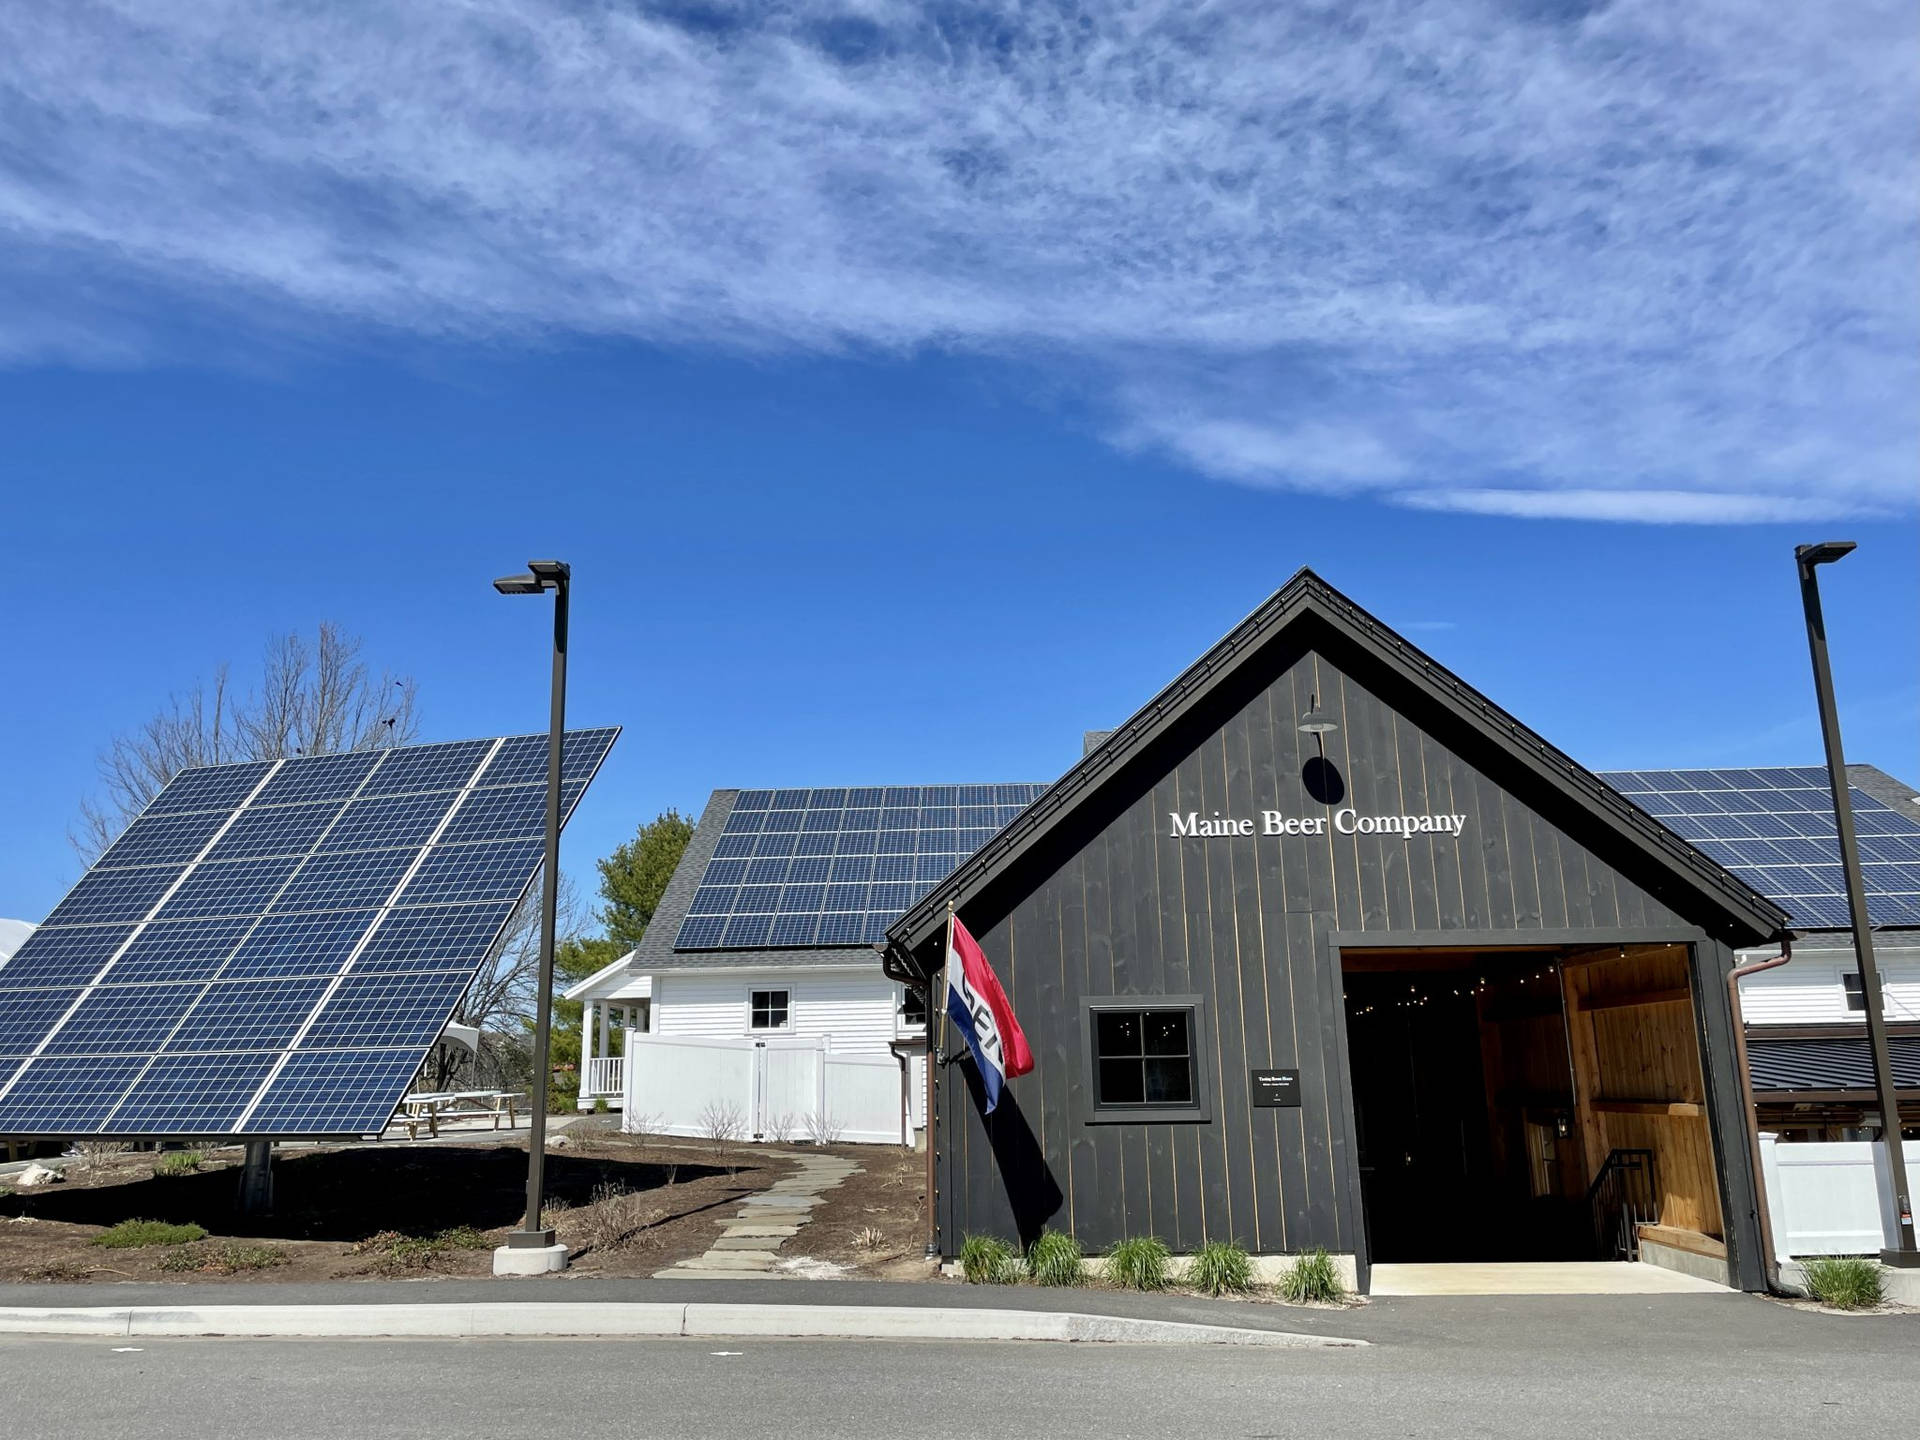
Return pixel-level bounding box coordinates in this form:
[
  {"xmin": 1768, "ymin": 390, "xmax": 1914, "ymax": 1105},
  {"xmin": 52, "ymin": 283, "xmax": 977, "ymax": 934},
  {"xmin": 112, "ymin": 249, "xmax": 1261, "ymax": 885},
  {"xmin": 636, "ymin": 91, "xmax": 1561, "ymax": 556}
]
[
  {"xmin": 621, "ymin": 1032, "xmax": 908, "ymax": 1146},
  {"xmin": 1758, "ymin": 1132, "xmax": 1920, "ymax": 1258}
]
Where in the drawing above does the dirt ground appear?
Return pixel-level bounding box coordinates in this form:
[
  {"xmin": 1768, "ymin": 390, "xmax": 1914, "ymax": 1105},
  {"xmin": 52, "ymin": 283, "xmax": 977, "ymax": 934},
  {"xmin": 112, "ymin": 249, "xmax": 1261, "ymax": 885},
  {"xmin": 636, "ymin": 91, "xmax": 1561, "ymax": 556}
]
[
  {"xmin": 768, "ymin": 1140, "xmax": 936, "ymax": 1281},
  {"xmin": 0, "ymin": 1127, "xmax": 798, "ymax": 1284}
]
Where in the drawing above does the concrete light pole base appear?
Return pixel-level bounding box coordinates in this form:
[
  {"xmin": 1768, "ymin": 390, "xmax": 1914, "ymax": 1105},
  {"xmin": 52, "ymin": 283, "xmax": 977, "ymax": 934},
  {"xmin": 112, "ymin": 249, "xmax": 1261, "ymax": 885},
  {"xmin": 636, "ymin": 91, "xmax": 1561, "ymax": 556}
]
[{"xmin": 493, "ymin": 1243, "xmax": 569, "ymax": 1276}]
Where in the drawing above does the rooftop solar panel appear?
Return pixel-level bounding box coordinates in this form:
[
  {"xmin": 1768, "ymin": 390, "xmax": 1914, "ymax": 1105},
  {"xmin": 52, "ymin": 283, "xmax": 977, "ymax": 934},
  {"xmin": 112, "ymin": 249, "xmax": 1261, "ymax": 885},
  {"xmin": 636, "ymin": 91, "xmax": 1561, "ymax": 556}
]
[
  {"xmin": 1598, "ymin": 766, "xmax": 1920, "ymax": 931},
  {"xmin": 675, "ymin": 783, "xmax": 1049, "ymax": 951},
  {"xmin": 0, "ymin": 726, "xmax": 617, "ymax": 1139}
]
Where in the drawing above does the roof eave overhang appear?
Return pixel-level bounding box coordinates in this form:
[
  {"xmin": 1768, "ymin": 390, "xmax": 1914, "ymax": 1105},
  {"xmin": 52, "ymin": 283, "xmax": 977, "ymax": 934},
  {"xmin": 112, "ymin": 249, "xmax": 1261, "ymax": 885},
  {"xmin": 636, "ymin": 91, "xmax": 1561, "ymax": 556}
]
[{"xmin": 885, "ymin": 570, "xmax": 1789, "ymax": 969}]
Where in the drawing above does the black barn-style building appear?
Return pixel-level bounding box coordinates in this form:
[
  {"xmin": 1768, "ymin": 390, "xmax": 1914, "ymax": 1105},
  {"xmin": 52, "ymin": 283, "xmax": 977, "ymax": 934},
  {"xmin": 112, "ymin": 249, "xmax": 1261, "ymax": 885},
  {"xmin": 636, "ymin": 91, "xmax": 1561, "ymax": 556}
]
[{"xmin": 882, "ymin": 571, "xmax": 1790, "ymax": 1292}]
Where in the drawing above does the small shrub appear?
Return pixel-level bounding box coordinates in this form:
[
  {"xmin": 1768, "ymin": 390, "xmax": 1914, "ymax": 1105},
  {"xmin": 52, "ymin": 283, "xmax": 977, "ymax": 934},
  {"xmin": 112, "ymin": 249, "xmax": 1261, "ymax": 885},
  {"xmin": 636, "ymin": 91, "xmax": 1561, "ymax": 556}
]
[
  {"xmin": 1025, "ymin": 1229, "xmax": 1085, "ymax": 1287},
  {"xmin": 157, "ymin": 1243, "xmax": 288, "ymax": 1275},
  {"xmin": 959, "ymin": 1233, "xmax": 1020, "ymax": 1285},
  {"xmin": 1280, "ymin": 1247, "xmax": 1343, "ymax": 1304},
  {"xmin": 569, "ymin": 1183, "xmax": 660, "ymax": 1255},
  {"xmin": 347, "ymin": 1226, "xmax": 491, "ymax": 1275},
  {"xmin": 805, "ymin": 1111, "xmax": 845, "ymax": 1146},
  {"xmin": 1189, "ymin": 1240, "xmax": 1254, "ymax": 1296},
  {"xmin": 153, "ymin": 1151, "xmax": 204, "ymax": 1179},
  {"xmin": 1106, "ymin": 1235, "xmax": 1171, "ymax": 1291},
  {"xmin": 71, "ymin": 1140, "xmax": 130, "ymax": 1172},
  {"xmin": 593, "ymin": 1097, "xmax": 609, "ymax": 1115},
  {"xmin": 853, "ymin": 1226, "xmax": 887, "ymax": 1252},
  {"xmin": 1803, "ymin": 1256, "xmax": 1886, "ymax": 1310},
  {"xmin": 91, "ymin": 1219, "xmax": 208, "ymax": 1250}
]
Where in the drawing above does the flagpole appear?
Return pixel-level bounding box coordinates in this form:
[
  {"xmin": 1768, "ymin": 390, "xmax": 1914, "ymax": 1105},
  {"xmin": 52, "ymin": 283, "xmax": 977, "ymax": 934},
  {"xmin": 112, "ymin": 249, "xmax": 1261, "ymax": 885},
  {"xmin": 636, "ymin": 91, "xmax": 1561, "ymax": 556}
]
[{"xmin": 925, "ymin": 900, "xmax": 954, "ymax": 1261}]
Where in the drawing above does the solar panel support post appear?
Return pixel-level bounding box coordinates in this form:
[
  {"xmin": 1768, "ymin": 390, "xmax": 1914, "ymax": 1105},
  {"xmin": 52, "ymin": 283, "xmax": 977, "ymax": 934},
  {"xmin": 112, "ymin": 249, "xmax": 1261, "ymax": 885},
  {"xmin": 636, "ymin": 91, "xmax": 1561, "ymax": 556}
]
[
  {"xmin": 495, "ymin": 559, "xmax": 571, "ymax": 1267},
  {"xmin": 239, "ymin": 1140, "xmax": 273, "ymax": 1216},
  {"xmin": 1796, "ymin": 541, "xmax": 1918, "ymax": 1266}
]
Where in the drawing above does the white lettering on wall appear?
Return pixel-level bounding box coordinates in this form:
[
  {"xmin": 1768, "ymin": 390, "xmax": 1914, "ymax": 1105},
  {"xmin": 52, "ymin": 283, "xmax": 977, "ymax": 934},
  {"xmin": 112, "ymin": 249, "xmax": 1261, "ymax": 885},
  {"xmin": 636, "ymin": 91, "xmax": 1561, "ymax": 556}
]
[{"xmin": 1170, "ymin": 808, "xmax": 1462, "ymax": 840}]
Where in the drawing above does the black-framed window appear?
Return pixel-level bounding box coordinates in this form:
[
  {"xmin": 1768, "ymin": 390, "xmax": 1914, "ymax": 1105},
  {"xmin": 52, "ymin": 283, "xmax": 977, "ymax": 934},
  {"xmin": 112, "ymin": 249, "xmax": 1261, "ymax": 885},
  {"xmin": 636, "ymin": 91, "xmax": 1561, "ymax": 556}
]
[
  {"xmin": 750, "ymin": 989, "xmax": 790, "ymax": 1029},
  {"xmin": 900, "ymin": 986, "xmax": 929, "ymax": 1028},
  {"xmin": 1081, "ymin": 996, "xmax": 1211, "ymax": 1124}
]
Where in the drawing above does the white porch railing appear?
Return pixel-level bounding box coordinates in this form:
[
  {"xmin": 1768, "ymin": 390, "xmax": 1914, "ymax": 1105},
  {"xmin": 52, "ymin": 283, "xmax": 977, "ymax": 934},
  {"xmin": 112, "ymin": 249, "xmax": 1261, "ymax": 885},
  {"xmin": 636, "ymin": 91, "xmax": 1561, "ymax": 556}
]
[{"xmin": 582, "ymin": 1055, "xmax": 625, "ymax": 1100}]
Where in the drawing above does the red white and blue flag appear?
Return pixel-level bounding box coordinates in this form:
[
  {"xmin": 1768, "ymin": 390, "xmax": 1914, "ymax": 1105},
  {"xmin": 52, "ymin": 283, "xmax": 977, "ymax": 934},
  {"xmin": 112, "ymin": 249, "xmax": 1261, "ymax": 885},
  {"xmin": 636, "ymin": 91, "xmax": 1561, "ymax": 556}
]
[{"xmin": 944, "ymin": 912, "xmax": 1034, "ymax": 1114}]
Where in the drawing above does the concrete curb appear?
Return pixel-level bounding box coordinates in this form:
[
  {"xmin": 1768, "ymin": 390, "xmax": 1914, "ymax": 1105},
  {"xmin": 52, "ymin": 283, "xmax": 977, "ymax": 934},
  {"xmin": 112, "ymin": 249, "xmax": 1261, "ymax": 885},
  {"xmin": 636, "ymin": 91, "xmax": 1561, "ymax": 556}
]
[{"xmin": 0, "ymin": 1302, "xmax": 1365, "ymax": 1347}]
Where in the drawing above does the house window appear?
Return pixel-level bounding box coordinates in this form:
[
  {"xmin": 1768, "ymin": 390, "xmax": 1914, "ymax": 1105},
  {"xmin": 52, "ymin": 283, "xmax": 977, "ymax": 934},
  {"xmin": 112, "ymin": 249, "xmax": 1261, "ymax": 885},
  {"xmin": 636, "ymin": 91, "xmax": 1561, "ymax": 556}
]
[
  {"xmin": 1080, "ymin": 996, "xmax": 1211, "ymax": 1124},
  {"xmin": 900, "ymin": 987, "xmax": 929, "ymax": 1028},
  {"xmin": 1842, "ymin": 972, "xmax": 1882, "ymax": 1013},
  {"xmin": 750, "ymin": 989, "xmax": 790, "ymax": 1030}
]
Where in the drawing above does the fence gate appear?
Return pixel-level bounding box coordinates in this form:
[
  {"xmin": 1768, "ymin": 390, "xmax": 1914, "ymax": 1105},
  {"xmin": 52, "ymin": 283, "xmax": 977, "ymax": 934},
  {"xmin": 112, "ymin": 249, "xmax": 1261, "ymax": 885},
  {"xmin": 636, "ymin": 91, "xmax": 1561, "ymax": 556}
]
[{"xmin": 751, "ymin": 1038, "xmax": 824, "ymax": 1141}]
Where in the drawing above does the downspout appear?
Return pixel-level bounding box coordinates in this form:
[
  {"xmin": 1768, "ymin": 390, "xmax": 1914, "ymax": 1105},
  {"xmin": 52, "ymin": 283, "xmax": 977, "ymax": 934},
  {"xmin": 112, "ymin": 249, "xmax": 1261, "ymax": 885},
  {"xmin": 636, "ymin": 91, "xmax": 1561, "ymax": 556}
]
[
  {"xmin": 885, "ymin": 1039, "xmax": 916, "ymax": 1149},
  {"xmin": 1728, "ymin": 934, "xmax": 1792, "ymax": 1290},
  {"xmin": 878, "ymin": 941, "xmax": 941, "ymax": 1263}
]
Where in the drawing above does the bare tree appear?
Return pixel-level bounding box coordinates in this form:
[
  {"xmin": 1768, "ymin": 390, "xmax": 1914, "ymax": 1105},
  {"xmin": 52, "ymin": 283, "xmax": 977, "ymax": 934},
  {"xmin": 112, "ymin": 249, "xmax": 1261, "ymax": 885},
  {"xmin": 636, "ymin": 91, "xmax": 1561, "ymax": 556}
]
[{"xmin": 74, "ymin": 622, "xmax": 419, "ymax": 858}]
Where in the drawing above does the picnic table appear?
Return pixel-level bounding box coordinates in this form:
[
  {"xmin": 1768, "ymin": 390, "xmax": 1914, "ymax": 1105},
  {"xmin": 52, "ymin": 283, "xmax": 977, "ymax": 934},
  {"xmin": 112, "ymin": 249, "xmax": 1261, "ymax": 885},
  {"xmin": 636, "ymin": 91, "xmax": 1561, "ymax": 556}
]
[{"xmin": 397, "ymin": 1090, "xmax": 525, "ymax": 1140}]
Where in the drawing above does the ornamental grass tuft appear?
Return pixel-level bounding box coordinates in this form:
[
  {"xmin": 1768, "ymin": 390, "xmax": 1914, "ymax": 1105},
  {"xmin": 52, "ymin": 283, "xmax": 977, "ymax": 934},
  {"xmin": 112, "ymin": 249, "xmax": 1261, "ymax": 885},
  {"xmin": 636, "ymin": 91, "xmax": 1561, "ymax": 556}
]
[
  {"xmin": 1279, "ymin": 1246, "xmax": 1344, "ymax": 1304},
  {"xmin": 1188, "ymin": 1239, "xmax": 1254, "ymax": 1296},
  {"xmin": 1105, "ymin": 1235, "xmax": 1171, "ymax": 1291},
  {"xmin": 1802, "ymin": 1256, "xmax": 1885, "ymax": 1310},
  {"xmin": 959, "ymin": 1233, "xmax": 1020, "ymax": 1285},
  {"xmin": 91, "ymin": 1219, "xmax": 208, "ymax": 1249},
  {"xmin": 1025, "ymin": 1228, "xmax": 1085, "ymax": 1287}
]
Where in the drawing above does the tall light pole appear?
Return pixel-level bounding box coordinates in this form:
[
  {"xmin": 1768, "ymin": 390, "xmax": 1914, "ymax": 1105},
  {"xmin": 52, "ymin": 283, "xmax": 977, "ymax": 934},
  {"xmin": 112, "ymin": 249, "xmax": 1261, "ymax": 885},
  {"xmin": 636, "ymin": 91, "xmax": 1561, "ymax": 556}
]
[
  {"xmin": 492, "ymin": 558, "xmax": 571, "ymax": 1273},
  {"xmin": 1795, "ymin": 541, "xmax": 1917, "ymax": 1266}
]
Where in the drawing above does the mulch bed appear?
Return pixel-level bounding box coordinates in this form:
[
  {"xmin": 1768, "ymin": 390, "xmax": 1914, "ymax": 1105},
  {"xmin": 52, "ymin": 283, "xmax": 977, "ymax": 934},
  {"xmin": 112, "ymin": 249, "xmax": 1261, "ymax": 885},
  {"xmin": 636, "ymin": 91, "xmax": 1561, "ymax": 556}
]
[{"xmin": 0, "ymin": 1130, "xmax": 773, "ymax": 1284}]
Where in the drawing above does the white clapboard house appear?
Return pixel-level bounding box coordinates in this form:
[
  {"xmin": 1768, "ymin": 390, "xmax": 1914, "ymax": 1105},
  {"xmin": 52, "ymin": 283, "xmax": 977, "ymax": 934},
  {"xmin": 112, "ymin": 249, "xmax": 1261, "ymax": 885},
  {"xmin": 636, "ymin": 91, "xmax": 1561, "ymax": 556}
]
[{"xmin": 565, "ymin": 782, "xmax": 1047, "ymax": 1145}]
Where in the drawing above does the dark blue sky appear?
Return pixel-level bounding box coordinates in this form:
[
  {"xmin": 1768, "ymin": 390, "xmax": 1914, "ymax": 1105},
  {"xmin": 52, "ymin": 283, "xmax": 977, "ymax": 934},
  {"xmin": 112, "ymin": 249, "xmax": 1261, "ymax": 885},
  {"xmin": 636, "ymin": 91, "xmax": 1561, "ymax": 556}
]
[{"xmin": 4, "ymin": 341, "xmax": 1913, "ymax": 923}]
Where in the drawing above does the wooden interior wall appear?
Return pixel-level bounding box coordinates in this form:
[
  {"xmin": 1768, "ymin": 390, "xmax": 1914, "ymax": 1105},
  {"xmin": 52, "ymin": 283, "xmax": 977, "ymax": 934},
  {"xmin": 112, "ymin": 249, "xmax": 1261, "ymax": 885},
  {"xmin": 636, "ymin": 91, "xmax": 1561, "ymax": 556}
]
[{"xmin": 1562, "ymin": 944, "xmax": 1723, "ymax": 1238}]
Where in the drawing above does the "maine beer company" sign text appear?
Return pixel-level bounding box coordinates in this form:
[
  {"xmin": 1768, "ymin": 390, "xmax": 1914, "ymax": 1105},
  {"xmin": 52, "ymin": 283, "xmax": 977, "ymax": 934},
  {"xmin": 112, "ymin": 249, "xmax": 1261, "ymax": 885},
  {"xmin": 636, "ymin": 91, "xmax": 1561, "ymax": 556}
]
[{"xmin": 1169, "ymin": 809, "xmax": 1467, "ymax": 839}]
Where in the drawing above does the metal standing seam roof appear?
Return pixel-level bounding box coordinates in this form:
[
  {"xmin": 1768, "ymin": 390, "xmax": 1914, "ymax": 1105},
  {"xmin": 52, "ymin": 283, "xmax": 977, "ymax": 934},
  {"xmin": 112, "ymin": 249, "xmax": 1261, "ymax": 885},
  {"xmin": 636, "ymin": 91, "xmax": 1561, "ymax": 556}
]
[{"xmin": 1748, "ymin": 1035, "xmax": 1920, "ymax": 1093}]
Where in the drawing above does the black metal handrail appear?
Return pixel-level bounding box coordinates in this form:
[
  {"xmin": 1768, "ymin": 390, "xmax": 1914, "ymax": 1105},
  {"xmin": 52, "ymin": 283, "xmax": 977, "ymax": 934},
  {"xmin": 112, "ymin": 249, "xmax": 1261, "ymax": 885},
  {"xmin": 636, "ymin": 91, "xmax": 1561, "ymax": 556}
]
[{"xmin": 1587, "ymin": 1147, "xmax": 1659, "ymax": 1260}]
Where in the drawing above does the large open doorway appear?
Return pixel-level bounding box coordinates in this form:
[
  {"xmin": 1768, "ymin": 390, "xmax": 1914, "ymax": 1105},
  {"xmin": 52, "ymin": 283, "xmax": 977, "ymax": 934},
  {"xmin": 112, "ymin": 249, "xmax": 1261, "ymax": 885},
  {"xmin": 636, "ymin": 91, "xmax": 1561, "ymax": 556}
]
[{"xmin": 1342, "ymin": 943, "xmax": 1727, "ymax": 1273}]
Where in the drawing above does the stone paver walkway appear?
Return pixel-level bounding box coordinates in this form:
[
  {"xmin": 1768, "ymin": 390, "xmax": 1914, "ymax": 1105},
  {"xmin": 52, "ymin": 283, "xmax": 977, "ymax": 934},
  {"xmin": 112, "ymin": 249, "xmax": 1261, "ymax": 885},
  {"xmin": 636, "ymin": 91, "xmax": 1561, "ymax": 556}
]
[{"xmin": 653, "ymin": 1151, "xmax": 861, "ymax": 1279}]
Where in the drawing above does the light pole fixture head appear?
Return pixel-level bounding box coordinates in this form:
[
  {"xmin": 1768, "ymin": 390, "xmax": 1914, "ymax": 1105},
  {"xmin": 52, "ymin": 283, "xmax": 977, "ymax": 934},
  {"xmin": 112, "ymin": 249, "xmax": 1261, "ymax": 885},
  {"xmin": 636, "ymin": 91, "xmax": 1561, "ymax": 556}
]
[
  {"xmin": 1796, "ymin": 540, "xmax": 1857, "ymax": 568},
  {"xmin": 1298, "ymin": 695, "xmax": 1339, "ymax": 737},
  {"xmin": 527, "ymin": 559, "xmax": 571, "ymax": 584},
  {"xmin": 493, "ymin": 572, "xmax": 544, "ymax": 595}
]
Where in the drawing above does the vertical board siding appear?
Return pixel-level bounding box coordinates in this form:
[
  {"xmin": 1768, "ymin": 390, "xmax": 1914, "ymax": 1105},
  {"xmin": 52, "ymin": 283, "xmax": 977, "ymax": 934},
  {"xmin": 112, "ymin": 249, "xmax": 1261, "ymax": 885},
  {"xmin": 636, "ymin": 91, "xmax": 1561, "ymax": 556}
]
[{"xmin": 936, "ymin": 641, "xmax": 1734, "ymax": 1258}]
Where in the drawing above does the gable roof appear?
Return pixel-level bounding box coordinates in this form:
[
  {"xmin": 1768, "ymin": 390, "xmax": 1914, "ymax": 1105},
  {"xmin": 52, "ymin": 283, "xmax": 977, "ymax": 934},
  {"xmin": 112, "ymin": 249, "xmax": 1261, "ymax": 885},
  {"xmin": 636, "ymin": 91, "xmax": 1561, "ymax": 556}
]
[{"xmin": 885, "ymin": 568, "xmax": 1791, "ymax": 966}]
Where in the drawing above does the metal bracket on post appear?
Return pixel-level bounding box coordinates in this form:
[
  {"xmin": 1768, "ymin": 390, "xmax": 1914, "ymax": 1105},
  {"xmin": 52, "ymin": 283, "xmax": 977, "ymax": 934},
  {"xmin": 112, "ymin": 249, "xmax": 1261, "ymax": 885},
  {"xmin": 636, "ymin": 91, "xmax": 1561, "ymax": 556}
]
[{"xmin": 238, "ymin": 1140, "xmax": 273, "ymax": 1216}]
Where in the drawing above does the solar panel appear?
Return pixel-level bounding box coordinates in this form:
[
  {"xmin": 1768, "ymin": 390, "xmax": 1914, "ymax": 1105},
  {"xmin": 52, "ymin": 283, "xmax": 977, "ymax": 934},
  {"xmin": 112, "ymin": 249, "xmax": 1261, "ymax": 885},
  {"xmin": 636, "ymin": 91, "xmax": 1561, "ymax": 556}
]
[
  {"xmin": 0, "ymin": 727, "xmax": 617, "ymax": 1139},
  {"xmin": 675, "ymin": 782, "xmax": 1048, "ymax": 950},
  {"xmin": 1600, "ymin": 766, "xmax": 1920, "ymax": 930}
]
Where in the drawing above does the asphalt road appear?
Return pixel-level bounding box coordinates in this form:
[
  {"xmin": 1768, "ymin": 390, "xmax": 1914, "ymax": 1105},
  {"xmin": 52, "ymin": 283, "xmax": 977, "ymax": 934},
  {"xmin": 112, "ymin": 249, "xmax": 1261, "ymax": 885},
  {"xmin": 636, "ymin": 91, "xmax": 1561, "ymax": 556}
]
[{"xmin": 5, "ymin": 1294, "xmax": 1915, "ymax": 1439}]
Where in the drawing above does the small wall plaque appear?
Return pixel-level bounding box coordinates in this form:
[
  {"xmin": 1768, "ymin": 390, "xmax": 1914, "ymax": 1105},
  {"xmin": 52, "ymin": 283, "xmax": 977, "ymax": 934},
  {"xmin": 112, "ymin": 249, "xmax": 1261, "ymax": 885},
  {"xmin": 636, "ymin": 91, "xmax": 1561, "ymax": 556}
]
[{"xmin": 1250, "ymin": 1069, "xmax": 1301, "ymax": 1108}]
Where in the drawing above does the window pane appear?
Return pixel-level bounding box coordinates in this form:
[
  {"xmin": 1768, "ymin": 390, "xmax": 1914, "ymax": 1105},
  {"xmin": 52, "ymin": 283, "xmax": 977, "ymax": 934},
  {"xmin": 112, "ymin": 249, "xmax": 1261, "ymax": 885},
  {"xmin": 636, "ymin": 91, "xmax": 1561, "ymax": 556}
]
[
  {"xmin": 769, "ymin": 995, "xmax": 789, "ymax": 1026},
  {"xmin": 1097, "ymin": 1058, "xmax": 1145, "ymax": 1105},
  {"xmin": 1143, "ymin": 1057, "xmax": 1194, "ymax": 1104},
  {"xmin": 1095, "ymin": 1010, "xmax": 1142, "ymax": 1058},
  {"xmin": 1142, "ymin": 1010, "xmax": 1190, "ymax": 1057}
]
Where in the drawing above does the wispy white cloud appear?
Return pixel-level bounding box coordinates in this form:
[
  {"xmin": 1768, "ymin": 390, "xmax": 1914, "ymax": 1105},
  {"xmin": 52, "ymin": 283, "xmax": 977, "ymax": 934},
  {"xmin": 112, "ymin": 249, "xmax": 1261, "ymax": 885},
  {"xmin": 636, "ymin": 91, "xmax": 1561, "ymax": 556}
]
[{"xmin": 1, "ymin": 1, "xmax": 1913, "ymax": 521}]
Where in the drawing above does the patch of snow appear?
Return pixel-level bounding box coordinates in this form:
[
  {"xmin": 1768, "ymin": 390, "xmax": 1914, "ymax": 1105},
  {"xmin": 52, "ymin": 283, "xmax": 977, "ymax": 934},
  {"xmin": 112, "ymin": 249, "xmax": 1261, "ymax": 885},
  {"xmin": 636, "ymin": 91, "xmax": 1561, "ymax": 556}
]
[{"xmin": 776, "ymin": 1256, "xmax": 850, "ymax": 1280}]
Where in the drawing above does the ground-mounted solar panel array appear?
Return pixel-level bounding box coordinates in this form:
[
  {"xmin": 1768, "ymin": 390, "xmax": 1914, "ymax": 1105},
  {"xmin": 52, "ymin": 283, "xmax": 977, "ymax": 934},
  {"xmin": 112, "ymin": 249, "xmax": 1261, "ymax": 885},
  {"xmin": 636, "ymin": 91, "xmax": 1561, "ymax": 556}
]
[
  {"xmin": 1602, "ymin": 767, "xmax": 1920, "ymax": 930},
  {"xmin": 675, "ymin": 784, "xmax": 1050, "ymax": 950},
  {"xmin": 0, "ymin": 728, "xmax": 617, "ymax": 1138}
]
